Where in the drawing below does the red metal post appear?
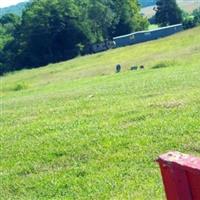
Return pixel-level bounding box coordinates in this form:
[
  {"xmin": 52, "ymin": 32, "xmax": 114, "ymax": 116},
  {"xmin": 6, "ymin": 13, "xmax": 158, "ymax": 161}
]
[{"xmin": 157, "ymin": 151, "xmax": 200, "ymax": 200}]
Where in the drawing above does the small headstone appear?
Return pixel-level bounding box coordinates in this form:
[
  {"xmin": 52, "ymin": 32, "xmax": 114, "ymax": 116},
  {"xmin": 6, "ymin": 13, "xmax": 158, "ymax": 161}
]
[
  {"xmin": 116, "ymin": 64, "xmax": 121, "ymax": 73},
  {"xmin": 140, "ymin": 65, "xmax": 145, "ymax": 70},
  {"xmin": 130, "ymin": 66, "xmax": 138, "ymax": 71}
]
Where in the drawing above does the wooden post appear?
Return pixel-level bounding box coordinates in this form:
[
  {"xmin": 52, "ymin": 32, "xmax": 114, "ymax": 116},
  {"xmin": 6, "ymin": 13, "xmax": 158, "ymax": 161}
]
[{"xmin": 157, "ymin": 151, "xmax": 200, "ymax": 200}]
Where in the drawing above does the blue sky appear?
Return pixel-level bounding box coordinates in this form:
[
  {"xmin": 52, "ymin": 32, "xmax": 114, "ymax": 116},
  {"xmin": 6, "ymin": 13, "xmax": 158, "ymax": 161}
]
[{"xmin": 0, "ymin": 0, "xmax": 27, "ymax": 8}]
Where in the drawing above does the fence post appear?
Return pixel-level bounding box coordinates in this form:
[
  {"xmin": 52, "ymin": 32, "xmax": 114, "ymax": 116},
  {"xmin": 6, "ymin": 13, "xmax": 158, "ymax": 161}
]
[{"xmin": 157, "ymin": 151, "xmax": 200, "ymax": 200}]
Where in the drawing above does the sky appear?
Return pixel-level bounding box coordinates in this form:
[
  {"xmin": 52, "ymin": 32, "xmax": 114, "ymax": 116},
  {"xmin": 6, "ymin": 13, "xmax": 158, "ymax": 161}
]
[
  {"xmin": 0, "ymin": 0, "xmax": 27, "ymax": 8},
  {"xmin": 0, "ymin": 0, "xmax": 199, "ymax": 8}
]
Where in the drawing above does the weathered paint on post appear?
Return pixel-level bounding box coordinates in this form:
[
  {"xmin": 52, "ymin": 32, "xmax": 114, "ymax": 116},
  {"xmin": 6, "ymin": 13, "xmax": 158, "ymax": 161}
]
[{"xmin": 157, "ymin": 151, "xmax": 200, "ymax": 200}]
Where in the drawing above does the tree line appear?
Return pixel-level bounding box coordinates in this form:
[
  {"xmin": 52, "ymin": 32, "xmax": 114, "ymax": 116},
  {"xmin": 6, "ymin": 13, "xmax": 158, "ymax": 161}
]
[
  {"xmin": 0, "ymin": 0, "xmax": 148, "ymax": 75},
  {"xmin": 0, "ymin": 0, "xmax": 200, "ymax": 75}
]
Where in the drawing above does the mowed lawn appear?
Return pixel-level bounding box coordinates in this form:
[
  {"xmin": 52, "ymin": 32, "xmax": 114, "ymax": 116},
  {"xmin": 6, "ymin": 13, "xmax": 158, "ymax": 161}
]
[{"xmin": 0, "ymin": 27, "xmax": 200, "ymax": 199}]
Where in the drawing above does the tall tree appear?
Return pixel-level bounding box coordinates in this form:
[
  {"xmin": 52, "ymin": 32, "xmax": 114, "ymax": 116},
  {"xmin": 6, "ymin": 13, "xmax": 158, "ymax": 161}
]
[
  {"xmin": 7, "ymin": 0, "xmax": 92, "ymax": 68},
  {"xmin": 110, "ymin": 0, "xmax": 148, "ymax": 36},
  {"xmin": 155, "ymin": 0, "xmax": 183, "ymax": 26},
  {"xmin": 0, "ymin": 13, "xmax": 20, "ymax": 74},
  {"xmin": 88, "ymin": 0, "xmax": 114, "ymax": 41}
]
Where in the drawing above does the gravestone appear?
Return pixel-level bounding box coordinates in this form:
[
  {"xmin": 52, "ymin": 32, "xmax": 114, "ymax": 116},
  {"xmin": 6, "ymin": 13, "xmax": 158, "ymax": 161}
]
[
  {"xmin": 130, "ymin": 66, "xmax": 138, "ymax": 71},
  {"xmin": 116, "ymin": 64, "xmax": 121, "ymax": 73},
  {"xmin": 140, "ymin": 65, "xmax": 145, "ymax": 69}
]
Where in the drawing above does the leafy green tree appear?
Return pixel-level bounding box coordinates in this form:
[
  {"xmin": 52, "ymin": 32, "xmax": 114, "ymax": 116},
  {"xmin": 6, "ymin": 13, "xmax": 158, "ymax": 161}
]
[
  {"xmin": 155, "ymin": 0, "xmax": 183, "ymax": 26},
  {"xmin": 0, "ymin": 13, "xmax": 20, "ymax": 25},
  {"xmin": 88, "ymin": 0, "xmax": 114, "ymax": 41},
  {"xmin": 183, "ymin": 17, "xmax": 196, "ymax": 29},
  {"xmin": 110, "ymin": 0, "xmax": 148, "ymax": 36},
  {"xmin": 182, "ymin": 11, "xmax": 196, "ymax": 29},
  {"xmin": 182, "ymin": 8, "xmax": 200, "ymax": 29},
  {"xmin": 0, "ymin": 14, "xmax": 20, "ymax": 74},
  {"xmin": 7, "ymin": 0, "xmax": 92, "ymax": 68}
]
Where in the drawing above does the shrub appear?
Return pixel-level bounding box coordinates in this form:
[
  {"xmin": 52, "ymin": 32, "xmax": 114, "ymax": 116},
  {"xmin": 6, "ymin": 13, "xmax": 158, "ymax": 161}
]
[
  {"xmin": 13, "ymin": 82, "xmax": 28, "ymax": 91},
  {"xmin": 193, "ymin": 8, "xmax": 200, "ymax": 25},
  {"xmin": 152, "ymin": 60, "xmax": 177, "ymax": 69},
  {"xmin": 183, "ymin": 17, "xmax": 196, "ymax": 29}
]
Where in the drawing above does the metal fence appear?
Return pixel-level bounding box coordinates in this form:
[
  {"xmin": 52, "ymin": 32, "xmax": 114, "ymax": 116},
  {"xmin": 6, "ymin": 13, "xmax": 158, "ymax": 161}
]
[{"xmin": 113, "ymin": 24, "xmax": 183, "ymax": 48}]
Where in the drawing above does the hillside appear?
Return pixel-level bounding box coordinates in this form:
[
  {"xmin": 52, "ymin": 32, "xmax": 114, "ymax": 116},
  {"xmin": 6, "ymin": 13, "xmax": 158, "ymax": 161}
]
[
  {"xmin": 1, "ymin": 27, "xmax": 200, "ymax": 199},
  {"xmin": 141, "ymin": 0, "xmax": 200, "ymax": 18},
  {"xmin": 0, "ymin": 1, "xmax": 28, "ymax": 17}
]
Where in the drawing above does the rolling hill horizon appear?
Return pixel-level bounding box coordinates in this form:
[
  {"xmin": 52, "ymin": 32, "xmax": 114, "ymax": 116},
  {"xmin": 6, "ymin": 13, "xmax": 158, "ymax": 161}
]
[
  {"xmin": 1, "ymin": 0, "xmax": 199, "ymax": 18},
  {"xmin": 0, "ymin": 1, "xmax": 28, "ymax": 16},
  {"xmin": 0, "ymin": 0, "xmax": 152, "ymax": 17}
]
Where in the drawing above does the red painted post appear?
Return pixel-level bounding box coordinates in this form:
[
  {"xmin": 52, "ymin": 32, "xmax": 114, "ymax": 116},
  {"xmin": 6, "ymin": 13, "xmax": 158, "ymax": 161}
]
[{"xmin": 157, "ymin": 151, "xmax": 200, "ymax": 200}]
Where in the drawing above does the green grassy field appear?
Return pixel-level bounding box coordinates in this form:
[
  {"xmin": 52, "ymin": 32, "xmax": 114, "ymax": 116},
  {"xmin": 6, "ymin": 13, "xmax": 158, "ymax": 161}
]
[{"xmin": 1, "ymin": 27, "xmax": 200, "ymax": 199}]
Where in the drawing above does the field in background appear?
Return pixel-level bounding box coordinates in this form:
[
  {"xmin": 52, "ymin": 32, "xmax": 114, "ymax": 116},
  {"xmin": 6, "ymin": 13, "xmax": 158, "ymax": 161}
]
[
  {"xmin": 1, "ymin": 27, "xmax": 200, "ymax": 199},
  {"xmin": 142, "ymin": 0, "xmax": 200, "ymax": 18},
  {"xmin": 148, "ymin": 24, "xmax": 159, "ymax": 30}
]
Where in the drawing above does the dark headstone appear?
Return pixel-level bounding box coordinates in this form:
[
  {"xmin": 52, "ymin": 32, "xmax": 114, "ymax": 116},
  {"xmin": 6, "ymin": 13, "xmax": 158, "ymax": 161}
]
[
  {"xmin": 116, "ymin": 64, "xmax": 121, "ymax": 73},
  {"xmin": 140, "ymin": 65, "xmax": 145, "ymax": 69},
  {"xmin": 130, "ymin": 66, "xmax": 138, "ymax": 71}
]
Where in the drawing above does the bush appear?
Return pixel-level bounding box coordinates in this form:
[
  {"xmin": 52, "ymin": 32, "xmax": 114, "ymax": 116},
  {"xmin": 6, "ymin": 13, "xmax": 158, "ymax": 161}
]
[
  {"xmin": 183, "ymin": 17, "xmax": 196, "ymax": 29},
  {"xmin": 193, "ymin": 8, "xmax": 200, "ymax": 25},
  {"xmin": 13, "ymin": 82, "xmax": 29, "ymax": 91},
  {"xmin": 153, "ymin": 60, "xmax": 177, "ymax": 69}
]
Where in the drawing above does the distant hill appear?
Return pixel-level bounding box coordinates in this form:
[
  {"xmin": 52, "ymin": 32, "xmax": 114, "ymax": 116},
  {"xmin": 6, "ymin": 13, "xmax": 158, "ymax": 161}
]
[
  {"xmin": 0, "ymin": 2, "xmax": 28, "ymax": 17},
  {"xmin": 1, "ymin": 0, "xmax": 155, "ymax": 16},
  {"xmin": 139, "ymin": 0, "xmax": 156, "ymax": 7},
  {"xmin": 141, "ymin": 0, "xmax": 200, "ymax": 18}
]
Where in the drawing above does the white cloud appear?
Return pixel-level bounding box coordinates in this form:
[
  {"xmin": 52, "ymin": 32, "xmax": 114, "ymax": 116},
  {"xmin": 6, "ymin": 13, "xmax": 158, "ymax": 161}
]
[{"xmin": 0, "ymin": 0, "xmax": 27, "ymax": 8}]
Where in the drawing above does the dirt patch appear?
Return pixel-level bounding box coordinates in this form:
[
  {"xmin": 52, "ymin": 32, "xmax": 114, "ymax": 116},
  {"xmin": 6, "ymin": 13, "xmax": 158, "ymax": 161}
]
[
  {"xmin": 150, "ymin": 100, "xmax": 185, "ymax": 109},
  {"xmin": 163, "ymin": 100, "xmax": 184, "ymax": 109}
]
